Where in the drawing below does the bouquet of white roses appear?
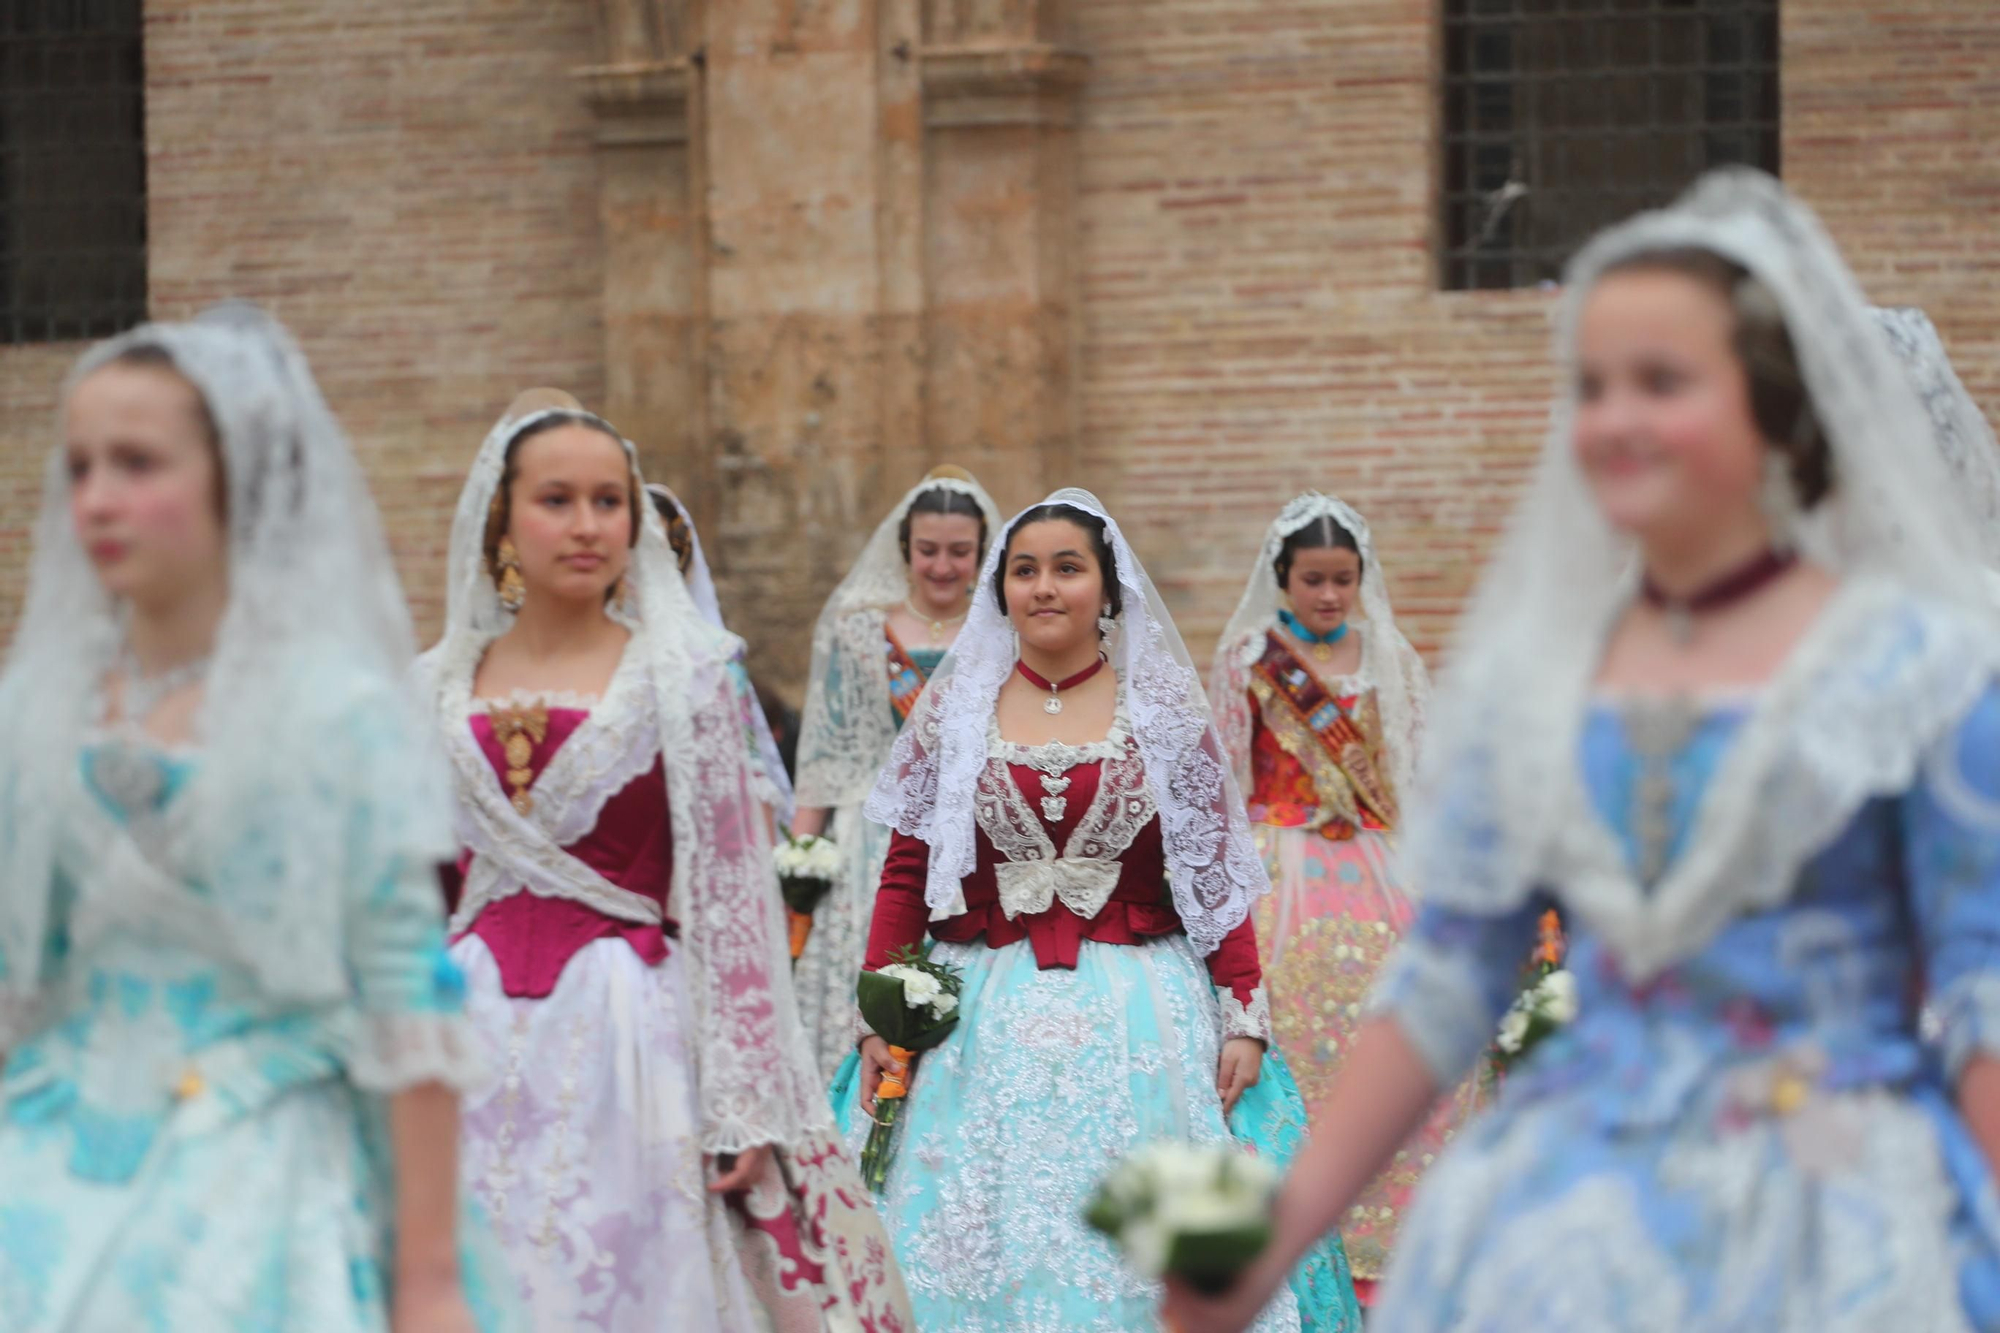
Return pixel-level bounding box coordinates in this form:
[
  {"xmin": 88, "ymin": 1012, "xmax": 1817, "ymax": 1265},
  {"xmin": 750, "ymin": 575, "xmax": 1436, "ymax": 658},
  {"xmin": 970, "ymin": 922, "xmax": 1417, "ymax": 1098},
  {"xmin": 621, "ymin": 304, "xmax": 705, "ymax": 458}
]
[
  {"xmin": 1085, "ymin": 1141, "xmax": 1279, "ymax": 1295},
  {"xmin": 855, "ymin": 946, "xmax": 964, "ymax": 1192},
  {"xmin": 772, "ymin": 833, "xmax": 842, "ymax": 959},
  {"xmin": 1495, "ymin": 966, "xmax": 1578, "ymax": 1071}
]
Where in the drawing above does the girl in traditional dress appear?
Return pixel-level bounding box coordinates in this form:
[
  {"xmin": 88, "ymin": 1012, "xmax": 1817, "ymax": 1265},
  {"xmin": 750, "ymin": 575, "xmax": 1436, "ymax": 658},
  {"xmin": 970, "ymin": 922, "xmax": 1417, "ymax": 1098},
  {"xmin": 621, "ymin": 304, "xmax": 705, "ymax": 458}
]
[
  {"xmin": 790, "ymin": 468, "xmax": 1003, "ymax": 1079},
  {"xmin": 840, "ymin": 488, "xmax": 1361, "ymax": 1331},
  {"xmin": 416, "ymin": 392, "xmax": 910, "ymax": 1333},
  {"xmin": 1209, "ymin": 492, "xmax": 1486, "ymax": 1298},
  {"xmin": 645, "ymin": 482, "xmax": 796, "ymax": 826},
  {"xmin": 0, "ymin": 306, "xmax": 519, "ymax": 1332},
  {"xmin": 1168, "ymin": 168, "xmax": 2000, "ymax": 1333}
]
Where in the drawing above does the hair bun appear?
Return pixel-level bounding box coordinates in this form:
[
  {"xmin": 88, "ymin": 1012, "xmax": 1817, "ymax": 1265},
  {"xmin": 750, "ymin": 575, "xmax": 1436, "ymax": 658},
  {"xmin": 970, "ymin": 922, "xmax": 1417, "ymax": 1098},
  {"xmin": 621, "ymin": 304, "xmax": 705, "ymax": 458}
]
[
  {"xmin": 924, "ymin": 464, "xmax": 976, "ymax": 484},
  {"xmin": 503, "ymin": 387, "xmax": 584, "ymax": 423}
]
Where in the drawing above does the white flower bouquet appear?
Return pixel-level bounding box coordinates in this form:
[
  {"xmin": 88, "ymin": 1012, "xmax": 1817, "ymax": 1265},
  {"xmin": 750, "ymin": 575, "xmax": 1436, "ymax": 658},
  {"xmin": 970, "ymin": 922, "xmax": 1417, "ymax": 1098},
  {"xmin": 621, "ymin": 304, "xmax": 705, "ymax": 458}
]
[
  {"xmin": 1085, "ymin": 1141, "xmax": 1280, "ymax": 1294},
  {"xmin": 855, "ymin": 946, "xmax": 965, "ymax": 1192},
  {"xmin": 1495, "ymin": 967, "xmax": 1578, "ymax": 1071},
  {"xmin": 772, "ymin": 833, "xmax": 842, "ymax": 958}
]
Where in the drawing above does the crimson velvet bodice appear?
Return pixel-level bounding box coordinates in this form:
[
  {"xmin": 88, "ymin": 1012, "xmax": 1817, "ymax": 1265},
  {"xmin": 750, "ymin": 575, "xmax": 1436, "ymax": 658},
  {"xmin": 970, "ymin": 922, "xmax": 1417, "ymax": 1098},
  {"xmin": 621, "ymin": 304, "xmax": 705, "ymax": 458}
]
[
  {"xmin": 450, "ymin": 705, "xmax": 677, "ymax": 998},
  {"xmin": 865, "ymin": 753, "xmax": 1264, "ymax": 1008}
]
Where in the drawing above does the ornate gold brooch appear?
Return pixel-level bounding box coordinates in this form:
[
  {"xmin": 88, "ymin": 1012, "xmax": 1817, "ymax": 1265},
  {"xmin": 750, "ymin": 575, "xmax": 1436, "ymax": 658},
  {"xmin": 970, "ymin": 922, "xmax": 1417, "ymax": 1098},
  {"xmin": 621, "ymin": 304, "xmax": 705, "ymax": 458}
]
[{"xmin": 489, "ymin": 702, "xmax": 549, "ymax": 815}]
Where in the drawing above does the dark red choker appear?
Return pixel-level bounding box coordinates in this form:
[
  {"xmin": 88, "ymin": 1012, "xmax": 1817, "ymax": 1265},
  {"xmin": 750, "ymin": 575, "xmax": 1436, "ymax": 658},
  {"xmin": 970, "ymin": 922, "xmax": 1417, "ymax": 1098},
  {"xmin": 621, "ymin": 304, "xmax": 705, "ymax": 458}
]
[
  {"xmin": 1017, "ymin": 656, "xmax": 1108, "ymax": 716},
  {"xmin": 1640, "ymin": 547, "xmax": 1797, "ymax": 644}
]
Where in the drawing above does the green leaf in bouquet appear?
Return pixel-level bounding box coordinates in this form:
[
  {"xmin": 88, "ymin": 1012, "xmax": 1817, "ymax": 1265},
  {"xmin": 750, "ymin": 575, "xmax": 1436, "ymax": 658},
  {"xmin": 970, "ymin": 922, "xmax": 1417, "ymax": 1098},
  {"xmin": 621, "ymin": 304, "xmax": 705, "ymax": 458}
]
[
  {"xmin": 855, "ymin": 969, "xmax": 959, "ymax": 1052},
  {"xmin": 779, "ymin": 874, "xmax": 832, "ymax": 916},
  {"xmin": 1167, "ymin": 1224, "xmax": 1274, "ymax": 1296}
]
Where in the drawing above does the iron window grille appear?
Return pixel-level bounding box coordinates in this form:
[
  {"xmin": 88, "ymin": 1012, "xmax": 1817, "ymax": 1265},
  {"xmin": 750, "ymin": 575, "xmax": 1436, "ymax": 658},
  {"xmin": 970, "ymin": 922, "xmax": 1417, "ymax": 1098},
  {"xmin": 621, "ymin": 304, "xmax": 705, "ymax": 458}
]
[
  {"xmin": 1441, "ymin": 0, "xmax": 1779, "ymax": 291},
  {"xmin": 0, "ymin": 0, "xmax": 147, "ymax": 344}
]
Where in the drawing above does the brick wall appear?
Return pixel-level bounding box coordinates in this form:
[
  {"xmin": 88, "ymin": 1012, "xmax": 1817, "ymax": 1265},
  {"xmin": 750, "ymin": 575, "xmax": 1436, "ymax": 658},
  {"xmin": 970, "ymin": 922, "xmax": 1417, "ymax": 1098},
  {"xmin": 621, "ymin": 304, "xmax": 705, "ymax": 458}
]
[
  {"xmin": 0, "ymin": 0, "xmax": 606, "ymax": 637},
  {"xmin": 0, "ymin": 0, "xmax": 1994, "ymax": 682}
]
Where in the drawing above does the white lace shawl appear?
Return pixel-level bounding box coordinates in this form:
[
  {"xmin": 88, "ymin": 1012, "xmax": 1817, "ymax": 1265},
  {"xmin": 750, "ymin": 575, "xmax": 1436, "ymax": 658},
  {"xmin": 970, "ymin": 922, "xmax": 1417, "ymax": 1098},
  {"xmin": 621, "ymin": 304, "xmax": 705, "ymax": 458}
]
[
  {"xmin": 1210, "ymin": 493, "xmax": 1430, "ymax": 799},
  {"xmin": 0, "ymin": 306, "xmax": 458, "ymax": 1021},
  {"xmin": 645, "ymin": 482, "xmax": 795, "ymax": 824},
  {"xmin": 863, "ymin": 487, "xmax": 1270, "ymax": 956},
  {"xmin": 1405, "ymin": 168, "xmax": 2000, "ymax": 983},
  {"xmin": 417, "ymin": 406, "xmax": 829, "ymax": 1151},
  {"xmin": 1871, "ymin": 306, "xmax": 2000, "ymax": 587},
  {"xmin": 793, "ymin": 473, "xmax": 1003, "ymax": 809}
]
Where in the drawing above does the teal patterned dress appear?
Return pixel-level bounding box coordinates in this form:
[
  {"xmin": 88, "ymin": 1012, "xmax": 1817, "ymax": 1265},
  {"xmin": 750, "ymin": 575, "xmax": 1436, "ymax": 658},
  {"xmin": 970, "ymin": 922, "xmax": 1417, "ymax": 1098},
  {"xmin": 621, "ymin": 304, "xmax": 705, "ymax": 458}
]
[{"xmin": 0, "ymin": 739, "xmax": 522, "ymax": 1332}]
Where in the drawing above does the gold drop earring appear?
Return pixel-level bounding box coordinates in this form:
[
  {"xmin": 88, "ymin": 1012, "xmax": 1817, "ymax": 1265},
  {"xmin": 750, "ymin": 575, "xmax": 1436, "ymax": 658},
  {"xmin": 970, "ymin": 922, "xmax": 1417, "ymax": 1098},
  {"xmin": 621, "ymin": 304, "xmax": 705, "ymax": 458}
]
[{"xmin": 496, "ymin": 537, "xmax": 526, "ymax": 612}]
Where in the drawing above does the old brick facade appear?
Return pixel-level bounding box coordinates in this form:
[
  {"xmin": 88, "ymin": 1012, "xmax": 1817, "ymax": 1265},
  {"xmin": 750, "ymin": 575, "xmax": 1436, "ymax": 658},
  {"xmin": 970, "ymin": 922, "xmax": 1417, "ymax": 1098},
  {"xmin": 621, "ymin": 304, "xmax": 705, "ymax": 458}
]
[{"xmin": 2, "ymin": 0, "xmax": 1996, "ymax": 695}]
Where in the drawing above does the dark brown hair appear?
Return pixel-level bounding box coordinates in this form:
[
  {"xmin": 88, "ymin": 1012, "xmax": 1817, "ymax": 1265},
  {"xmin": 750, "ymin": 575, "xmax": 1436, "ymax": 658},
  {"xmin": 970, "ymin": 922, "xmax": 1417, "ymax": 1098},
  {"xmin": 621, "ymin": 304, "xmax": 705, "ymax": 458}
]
[
  {"xmin": 481, "ymin": 411, "xmax": 640, "ymax": 584},
  {"xmin": 899, "ymin": 485, "xmax": 990, "ymax": 564},
  {"xmin": 646, "ymin": 486, "xmax": 698, "ymax": 577},
  {"xmin": 1274, "ymin": 515, "xmax": 1364, "ymax": 588},
  {"xmin": 994, "ymin": 503, "xmax": 1123, "ymax": 620},
  {"xmin": 1601, "ymin": 247, "xmax": 1834, "ymax": 507}
]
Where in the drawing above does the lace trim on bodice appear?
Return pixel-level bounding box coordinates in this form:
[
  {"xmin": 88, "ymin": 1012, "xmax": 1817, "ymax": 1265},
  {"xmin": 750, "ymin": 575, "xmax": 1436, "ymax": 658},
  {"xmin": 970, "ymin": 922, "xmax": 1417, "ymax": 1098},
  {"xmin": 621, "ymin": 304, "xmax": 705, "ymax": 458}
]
[
  {"xmin": 974, "ymin": 700, "xmax": 1158, "ymax": 923},
  {"xmin": 440, "ymin": 635, "xmax": 665, "ymax": 932}
]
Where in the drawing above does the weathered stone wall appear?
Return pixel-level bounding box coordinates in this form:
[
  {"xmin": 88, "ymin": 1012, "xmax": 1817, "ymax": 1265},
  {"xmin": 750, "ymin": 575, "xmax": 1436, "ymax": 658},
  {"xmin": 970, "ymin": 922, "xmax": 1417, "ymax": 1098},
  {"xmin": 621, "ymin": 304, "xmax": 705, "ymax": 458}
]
[{"xmin": 0, "ymin": 0, "xmax": 1994, "ymax": 693}]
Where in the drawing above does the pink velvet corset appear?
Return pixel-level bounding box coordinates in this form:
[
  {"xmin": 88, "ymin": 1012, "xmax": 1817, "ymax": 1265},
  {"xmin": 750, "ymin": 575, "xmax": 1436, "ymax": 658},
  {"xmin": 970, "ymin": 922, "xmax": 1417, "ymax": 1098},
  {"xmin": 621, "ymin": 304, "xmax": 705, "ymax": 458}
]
[{"xmin": 452, "ymin": 705, "xmax": 677, "ymax": 998}]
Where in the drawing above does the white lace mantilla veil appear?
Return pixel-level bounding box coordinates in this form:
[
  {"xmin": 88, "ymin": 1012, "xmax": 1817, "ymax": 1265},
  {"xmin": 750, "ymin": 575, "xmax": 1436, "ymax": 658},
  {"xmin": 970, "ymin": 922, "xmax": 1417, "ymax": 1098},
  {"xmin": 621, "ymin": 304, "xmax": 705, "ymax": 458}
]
[
  {"xmin": 1871, "ymin": 306, "xmax": 2000, "ymax": 588},
  {"xmin": 793, "ymin": 470, "xmax": 1004, "ymax": 810},
  {"xmin": 645, "ymin": 481, "xmax": 796, "ymax": 825},
  {"xmin": 414, "ymin": 404, "xmax": 826, "ymax": 1151},
  {"xmin": 0, "ymin": 303, "xmax": 457, "ymax": 1024},
  {"xmin": 1211, "ymin": 493, "xmax": 1430, "ymax": 798},
  {"xmin": 863, "ymin": 487, "xmax": 1271, "ymax": 954},
  {"xmin": 1401, "ymin": 168, "xmax": 2000, "ymax": 985}
]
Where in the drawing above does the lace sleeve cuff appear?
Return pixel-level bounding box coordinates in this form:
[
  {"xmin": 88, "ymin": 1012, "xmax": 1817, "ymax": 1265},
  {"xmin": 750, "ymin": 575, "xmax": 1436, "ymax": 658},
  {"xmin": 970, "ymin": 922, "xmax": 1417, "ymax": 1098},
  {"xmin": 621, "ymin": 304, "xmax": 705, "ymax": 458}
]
[
  {"xmin": 345, "ymin": 1013, "xmax": 489, "ymax": 1094},
  {"xmin": 1934, "ymin": 973, "xmax": 2000, "ymax": 1083},
  {"xmin": 1366, "ymin": 935, "xmax": 1497, "ymax": 1088},
  {"xmin": 1218, "ymin": 985, "xmax": 1272, "ymax": 1043}
]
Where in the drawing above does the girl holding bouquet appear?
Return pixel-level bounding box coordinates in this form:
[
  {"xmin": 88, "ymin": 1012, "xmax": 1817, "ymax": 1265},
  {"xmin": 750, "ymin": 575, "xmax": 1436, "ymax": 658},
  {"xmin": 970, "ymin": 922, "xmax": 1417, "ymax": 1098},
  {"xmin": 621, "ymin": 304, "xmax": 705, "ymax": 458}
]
[
  {"xmin": 415, "ymin": 392, "xmax": 909, "ymax": 1332},
  {"xmin": 790, "ymin": 467, "xmax": 1002, "ymax": 1079},
  {"xmin": 841, "ymin": 488, "xmax": 1360, "ymax": 1331},
  {"xmin": 1168, "ymin": 170, "xmax": 2000, "ymax": 1332},
  {"xmin": 1209, "ymin": 492, "xmax": 1488, "ymax": 1295}
]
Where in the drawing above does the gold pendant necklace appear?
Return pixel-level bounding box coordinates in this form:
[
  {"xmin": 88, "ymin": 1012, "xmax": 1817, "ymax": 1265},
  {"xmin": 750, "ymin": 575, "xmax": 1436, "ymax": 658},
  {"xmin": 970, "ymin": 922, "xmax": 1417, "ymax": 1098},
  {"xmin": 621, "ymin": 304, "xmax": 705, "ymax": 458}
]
[
  {"xmin": 1311, "ymin": 642, "xmax": 1334, "ymax": 664},
  {"xmin": 905, "ymin": 597, "xmax": 968, "ymax": 645}
]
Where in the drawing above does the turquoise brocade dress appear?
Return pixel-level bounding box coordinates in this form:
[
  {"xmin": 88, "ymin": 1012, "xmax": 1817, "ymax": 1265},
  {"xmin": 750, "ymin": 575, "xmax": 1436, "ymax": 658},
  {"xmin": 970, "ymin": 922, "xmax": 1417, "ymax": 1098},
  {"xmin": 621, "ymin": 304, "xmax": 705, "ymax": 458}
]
[
  {"xmin": 831, "ymin": 708, "xmax": 1359, "ymax": 1331},
  {"xmin": 0, "ymin": 742, "xmax": 522, "ymax": 1332},
  {"xmin": 1372, "ymin": 687, "xmax": 2000, "ymax": 1331}
]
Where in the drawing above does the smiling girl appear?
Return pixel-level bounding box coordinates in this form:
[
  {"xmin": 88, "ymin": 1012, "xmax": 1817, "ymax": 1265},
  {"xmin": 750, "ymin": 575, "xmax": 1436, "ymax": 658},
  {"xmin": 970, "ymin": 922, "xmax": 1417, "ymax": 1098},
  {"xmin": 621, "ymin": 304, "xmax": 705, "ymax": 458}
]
[
  {"xmin": 1167, "ymin": 168, "xmax": 2000, "ymax": 1333},
  {"xmin": 790, "ymin": 468, "xmax": 1002, "ymax": 1080},
  {"xmin": 839, "ymin": 489, "xmax": 1360, "ymax": 1331}
]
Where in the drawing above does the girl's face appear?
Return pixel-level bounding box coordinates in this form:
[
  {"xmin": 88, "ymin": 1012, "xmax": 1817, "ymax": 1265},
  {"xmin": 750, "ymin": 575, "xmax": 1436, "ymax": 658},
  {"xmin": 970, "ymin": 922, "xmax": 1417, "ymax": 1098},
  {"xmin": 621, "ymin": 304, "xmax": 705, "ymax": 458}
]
[
  {"xmin": 1284, "ymin": 546, "xmax": 1362, "ymax": 636},
  {"xmin": 65, "ymin": 362, "xmax": 228, "ymax": 612},
  {"xmin": 505, "ymin": 424, "xmax": 634, "ymax": 605},
  {"xmin": 1003, "ymin": 519, "xmax": 1106, "ymax": 657},
  {"xmin": 906, "ymin": 511, "xmax": 982, "ymax": 612},
  {"xmin": 1573, "ymin": 268, "xmax": 1769, "ymax": 546}
]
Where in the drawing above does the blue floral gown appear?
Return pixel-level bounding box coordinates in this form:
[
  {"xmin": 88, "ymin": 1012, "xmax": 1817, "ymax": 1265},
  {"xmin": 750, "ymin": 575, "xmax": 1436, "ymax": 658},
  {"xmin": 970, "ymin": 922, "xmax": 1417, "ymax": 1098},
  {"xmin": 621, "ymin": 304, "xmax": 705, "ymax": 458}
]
[
  {"xmin": 0, "ymin": 739, "xmax": 522, "ymax": 1332},
  {"xmin": 1372, "ymin": 686, "xmax": 2000, "ymax": 1331}
]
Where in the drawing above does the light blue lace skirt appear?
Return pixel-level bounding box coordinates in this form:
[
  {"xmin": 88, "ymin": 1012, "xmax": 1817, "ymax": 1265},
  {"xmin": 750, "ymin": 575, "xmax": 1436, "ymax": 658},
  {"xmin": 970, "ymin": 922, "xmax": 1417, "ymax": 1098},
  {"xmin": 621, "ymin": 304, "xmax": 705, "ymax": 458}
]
[{"xmin": 831, "ymin": 933, "xmax": 1359, "ymax": 1331}]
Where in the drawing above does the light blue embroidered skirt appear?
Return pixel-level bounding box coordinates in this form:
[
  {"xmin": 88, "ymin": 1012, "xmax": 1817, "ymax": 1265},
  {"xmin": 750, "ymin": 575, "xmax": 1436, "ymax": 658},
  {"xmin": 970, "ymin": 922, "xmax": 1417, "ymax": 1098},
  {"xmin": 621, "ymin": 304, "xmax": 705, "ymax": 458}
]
[{"xmin": 832, "ymin": 933, "xmax": 1359, "ymax": 1331}]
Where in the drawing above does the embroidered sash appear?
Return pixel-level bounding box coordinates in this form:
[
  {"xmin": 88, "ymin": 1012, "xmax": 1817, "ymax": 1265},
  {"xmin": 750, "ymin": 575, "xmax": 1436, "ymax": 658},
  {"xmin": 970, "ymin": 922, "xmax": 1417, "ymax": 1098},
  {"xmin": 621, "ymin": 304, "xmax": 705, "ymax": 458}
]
[
  {"xmin": 884, "ymin": 629, "xmax": 931, "ymax": 725},
  {"xmin": 1250, "ymin": 631, "xmax": 1398, "ymax": 833}
]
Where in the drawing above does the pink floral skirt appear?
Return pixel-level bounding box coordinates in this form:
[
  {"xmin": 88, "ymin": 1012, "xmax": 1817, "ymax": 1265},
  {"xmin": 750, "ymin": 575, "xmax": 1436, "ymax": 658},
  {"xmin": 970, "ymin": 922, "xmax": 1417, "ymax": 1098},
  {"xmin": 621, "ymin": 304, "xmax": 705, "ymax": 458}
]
[{"xmin": 1250, "ymin": 823, "xmax": 1492, "ymax": 1291}]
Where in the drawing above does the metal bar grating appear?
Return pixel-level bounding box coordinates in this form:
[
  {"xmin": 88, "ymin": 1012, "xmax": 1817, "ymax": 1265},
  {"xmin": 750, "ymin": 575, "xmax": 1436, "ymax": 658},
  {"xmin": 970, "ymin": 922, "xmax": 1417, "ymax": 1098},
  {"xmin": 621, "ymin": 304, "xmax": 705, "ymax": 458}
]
[
  {"xmin": 1441, "ymin": 0, "xmax": 1779, "ymax": 291},
  {"xmin": 0, "ymin": 0, "xmax": 147, "ymax": 344}
]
